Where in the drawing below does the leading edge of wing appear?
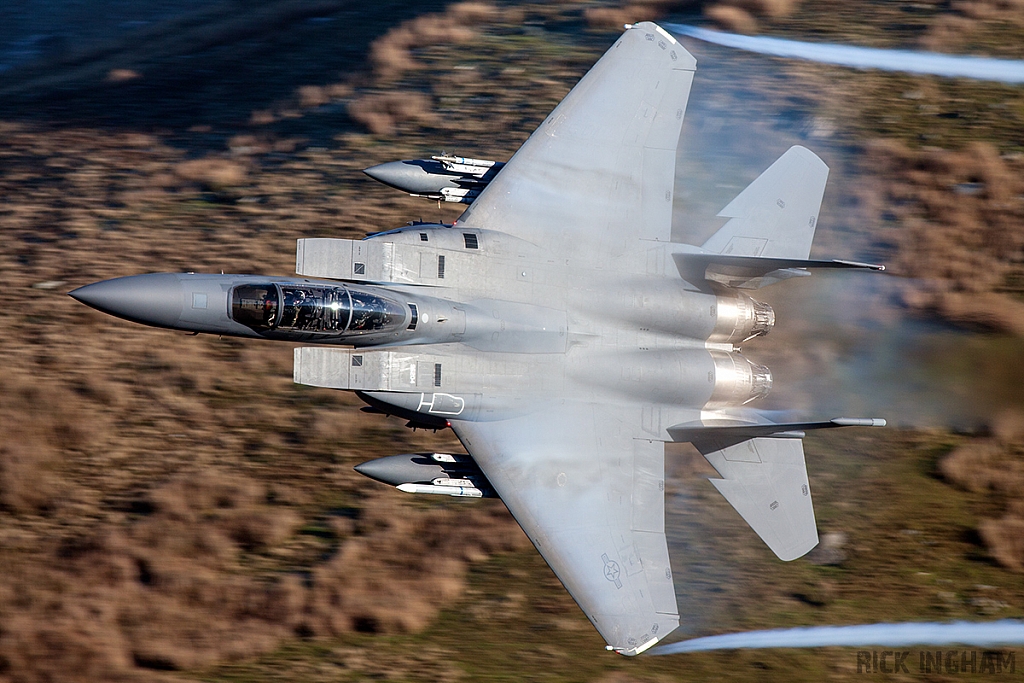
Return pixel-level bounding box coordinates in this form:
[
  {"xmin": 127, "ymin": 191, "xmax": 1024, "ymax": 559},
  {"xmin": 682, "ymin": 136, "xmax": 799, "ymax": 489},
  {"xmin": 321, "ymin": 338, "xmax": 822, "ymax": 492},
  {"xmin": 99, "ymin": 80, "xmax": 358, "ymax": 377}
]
[
  {"xmin": 451, "ymin": 403, "xmax": 679, "ymax": 655},
  {"xmin": 457, "ymin": 23, "xmax": 696, "ymax": 256}
]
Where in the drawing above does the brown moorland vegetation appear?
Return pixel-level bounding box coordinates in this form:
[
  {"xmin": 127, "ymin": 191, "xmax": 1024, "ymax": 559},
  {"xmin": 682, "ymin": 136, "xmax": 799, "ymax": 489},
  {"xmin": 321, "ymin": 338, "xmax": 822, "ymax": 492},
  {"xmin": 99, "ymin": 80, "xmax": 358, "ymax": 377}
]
[
  {"xmin": 940, "ymin": 410, "xmax": 1024, "ymax": 572},
  {"xmin": 865, "ymin": 140, "xmax": 1024, "ymax": 334}
]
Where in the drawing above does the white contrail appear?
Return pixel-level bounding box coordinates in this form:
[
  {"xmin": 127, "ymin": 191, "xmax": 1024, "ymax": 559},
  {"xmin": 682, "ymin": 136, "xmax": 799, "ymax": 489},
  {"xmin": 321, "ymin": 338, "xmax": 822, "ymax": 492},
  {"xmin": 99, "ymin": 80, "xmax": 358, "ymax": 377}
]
[
  {"xmin": 664, "ymin": 24, "xmax": 1024, "ymax": 84},
  {"xmin": 650, "ymin": 620, "xmax": 1024, "ymax": 654}
]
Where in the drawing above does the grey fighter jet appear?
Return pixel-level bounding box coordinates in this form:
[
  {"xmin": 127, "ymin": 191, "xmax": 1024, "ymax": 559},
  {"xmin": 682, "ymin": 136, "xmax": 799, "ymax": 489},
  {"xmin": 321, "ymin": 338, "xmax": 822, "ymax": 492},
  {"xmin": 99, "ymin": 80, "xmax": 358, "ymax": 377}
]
[{"xmin": 70, "ymin": 22, "xmax": 884, "ymax": 655}]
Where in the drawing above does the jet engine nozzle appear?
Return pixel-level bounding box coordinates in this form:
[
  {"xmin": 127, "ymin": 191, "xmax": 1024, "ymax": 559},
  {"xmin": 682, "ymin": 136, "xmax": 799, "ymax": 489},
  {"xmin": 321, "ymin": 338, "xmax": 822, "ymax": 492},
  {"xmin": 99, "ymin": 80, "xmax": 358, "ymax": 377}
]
[
  {"xmin": 709, "ymin": 292, "xmax": 775, "ymax": 344},
  {"xmin": 707, "ymin": 350, "xmax": 773, "ymax": 407}
]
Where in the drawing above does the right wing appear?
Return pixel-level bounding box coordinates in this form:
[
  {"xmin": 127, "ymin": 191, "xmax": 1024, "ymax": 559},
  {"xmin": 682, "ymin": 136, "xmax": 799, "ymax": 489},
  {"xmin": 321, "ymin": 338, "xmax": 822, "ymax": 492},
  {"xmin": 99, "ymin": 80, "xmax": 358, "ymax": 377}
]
[{"xmin": 457, "ymin": 22, "xmax": 696, "ymax": 255}]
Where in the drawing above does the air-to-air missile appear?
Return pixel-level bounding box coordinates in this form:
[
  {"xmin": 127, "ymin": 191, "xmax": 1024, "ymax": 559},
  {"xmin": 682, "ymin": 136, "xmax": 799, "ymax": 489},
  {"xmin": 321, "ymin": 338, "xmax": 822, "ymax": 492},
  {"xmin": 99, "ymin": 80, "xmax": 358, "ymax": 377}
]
[{"xmin": 363, "ymin": 154, "xmax": 502, "ymax": 204}]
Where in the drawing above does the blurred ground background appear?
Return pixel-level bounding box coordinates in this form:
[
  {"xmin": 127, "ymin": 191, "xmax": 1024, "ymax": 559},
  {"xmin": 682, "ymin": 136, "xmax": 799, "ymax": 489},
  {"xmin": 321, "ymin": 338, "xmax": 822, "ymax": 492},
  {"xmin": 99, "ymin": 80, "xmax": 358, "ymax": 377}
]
[{"xmin": 2, "ymin": 0, "xmax": 1024, "ymax": 681}]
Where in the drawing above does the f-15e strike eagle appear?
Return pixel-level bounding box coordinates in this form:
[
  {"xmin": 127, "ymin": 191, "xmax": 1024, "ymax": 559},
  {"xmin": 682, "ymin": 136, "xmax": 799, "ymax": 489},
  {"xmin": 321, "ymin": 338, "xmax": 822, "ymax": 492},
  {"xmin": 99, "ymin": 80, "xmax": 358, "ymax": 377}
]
[{"xmin": 71, "ymin": 22, "xmax": 884, "ymax": 655}]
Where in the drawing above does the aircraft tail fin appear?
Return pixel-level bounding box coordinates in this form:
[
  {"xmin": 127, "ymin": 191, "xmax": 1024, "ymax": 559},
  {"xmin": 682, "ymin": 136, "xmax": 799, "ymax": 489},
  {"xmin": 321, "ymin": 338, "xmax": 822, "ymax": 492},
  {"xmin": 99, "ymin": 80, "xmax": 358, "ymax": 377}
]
[
  {"xmin": 667, "ymin": 416, "xmax": 885, "ymax": 444},
  {"xmin": 701, "ymin": 146, "xmax": 828, "ymax": 260}
]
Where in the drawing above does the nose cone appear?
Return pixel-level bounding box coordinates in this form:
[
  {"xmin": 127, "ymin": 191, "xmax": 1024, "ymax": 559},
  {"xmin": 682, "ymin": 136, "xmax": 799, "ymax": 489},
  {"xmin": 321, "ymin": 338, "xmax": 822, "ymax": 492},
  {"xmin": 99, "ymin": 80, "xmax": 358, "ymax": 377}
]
[
  {"xmin": 70, "ymin": 273, "xmax": 184, "ymax": 329},
  {"xmin": 363, "ymin": 160, "xmax": 455, "ymax": 195}
]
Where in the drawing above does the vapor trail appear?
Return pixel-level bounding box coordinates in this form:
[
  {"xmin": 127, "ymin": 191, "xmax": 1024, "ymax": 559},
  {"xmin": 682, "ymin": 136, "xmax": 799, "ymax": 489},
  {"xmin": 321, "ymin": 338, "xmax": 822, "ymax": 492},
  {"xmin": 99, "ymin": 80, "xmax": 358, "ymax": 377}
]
[
  {"xmin": 664, "ymin": 24, "xmax": 1024, "ymax": 84},
  {"xmin": 650, "ymin": 620, "xmax": 1024, "ymax": 654}
]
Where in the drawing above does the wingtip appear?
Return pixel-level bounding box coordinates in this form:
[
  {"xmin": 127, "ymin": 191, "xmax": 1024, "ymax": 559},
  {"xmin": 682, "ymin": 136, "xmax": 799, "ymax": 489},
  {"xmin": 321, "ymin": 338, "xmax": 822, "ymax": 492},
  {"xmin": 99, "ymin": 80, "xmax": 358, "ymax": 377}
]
[
  {"xmin": 613, "ymin": 635, "xmax": 661, "ymax": 656},
  {"xmin": 653, "ymin": 24, "xmax": 679, "ymax": 45}
]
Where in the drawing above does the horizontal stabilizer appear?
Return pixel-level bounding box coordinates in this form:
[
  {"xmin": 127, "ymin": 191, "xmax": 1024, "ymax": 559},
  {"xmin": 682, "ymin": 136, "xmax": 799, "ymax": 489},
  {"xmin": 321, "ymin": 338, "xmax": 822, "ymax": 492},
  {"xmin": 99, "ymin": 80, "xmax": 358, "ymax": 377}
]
[
  {"xmin": 700, "ymin": 437, "xmax": 818, "ymax": 561},
  {"xmin": 673, "ymin": 252, "xmax": 884, "ymax": 289},
  {"xmin": 668, "ymin": 417, "xmax": 885, "ymax": 446},
  {"xmin": 701, "ymin": 145, "xmax": 828, "ymax": 261},
  {"xmin": 673, "ymin": 418, "xmax": 883, "ymax": 559}
]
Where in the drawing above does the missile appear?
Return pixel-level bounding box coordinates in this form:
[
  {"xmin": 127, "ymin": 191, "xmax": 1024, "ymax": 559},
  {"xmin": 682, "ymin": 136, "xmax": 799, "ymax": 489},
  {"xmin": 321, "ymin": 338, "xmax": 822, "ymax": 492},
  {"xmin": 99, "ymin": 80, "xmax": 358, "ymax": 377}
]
[
  {"xmin": 354, "ymin": 452, "xmax": 496, "ymax": 498},
  {"xmin": 397, "ymin": 483, "xmax": 484, "ymax": 498},
  {"xmin": 363, "ymin": 154, "xmax": 503, "ymax": 204}
]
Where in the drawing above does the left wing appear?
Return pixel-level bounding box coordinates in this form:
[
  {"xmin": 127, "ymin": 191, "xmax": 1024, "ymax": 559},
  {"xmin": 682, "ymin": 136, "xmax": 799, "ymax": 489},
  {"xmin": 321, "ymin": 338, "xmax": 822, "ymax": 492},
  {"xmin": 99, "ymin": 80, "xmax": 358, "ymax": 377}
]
[{"xmin": 452, "ymin": 402, "xmax": 679, "ymax": 655}]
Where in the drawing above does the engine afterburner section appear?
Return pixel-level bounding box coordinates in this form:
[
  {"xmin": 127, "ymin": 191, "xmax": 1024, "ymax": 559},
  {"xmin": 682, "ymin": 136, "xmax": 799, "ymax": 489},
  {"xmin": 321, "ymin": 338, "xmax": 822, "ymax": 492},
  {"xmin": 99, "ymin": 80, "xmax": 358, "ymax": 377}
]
[
  {"xmin": 707, "ymin": 350, "xmax": 773, "ymax": 406},
  {"xmin": 709, "ymin": 291, "xmax": 775, "ymax": 344}
]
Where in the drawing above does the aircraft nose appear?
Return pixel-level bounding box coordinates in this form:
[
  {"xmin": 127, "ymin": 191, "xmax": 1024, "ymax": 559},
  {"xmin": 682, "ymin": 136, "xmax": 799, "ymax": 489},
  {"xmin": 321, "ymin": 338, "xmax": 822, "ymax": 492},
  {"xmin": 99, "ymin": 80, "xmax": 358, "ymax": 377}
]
[{"xmin": 70, "ymin": 273, "xmax": 184, "ymax": 328}]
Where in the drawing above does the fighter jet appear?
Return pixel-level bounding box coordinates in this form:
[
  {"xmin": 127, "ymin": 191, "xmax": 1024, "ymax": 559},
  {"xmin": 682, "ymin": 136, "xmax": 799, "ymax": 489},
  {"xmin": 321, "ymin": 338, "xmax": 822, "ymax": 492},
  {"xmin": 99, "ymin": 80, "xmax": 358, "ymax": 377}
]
[{"xmin": 70, "ymin": 22, "xmax": 884, "ymax": 655}]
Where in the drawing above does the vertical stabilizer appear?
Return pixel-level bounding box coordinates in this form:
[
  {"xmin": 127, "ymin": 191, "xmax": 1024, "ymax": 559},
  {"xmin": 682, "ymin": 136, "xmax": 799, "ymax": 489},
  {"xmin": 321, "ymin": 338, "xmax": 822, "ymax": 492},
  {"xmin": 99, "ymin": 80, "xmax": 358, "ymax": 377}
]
[{"xmin": 701, "ymin": 146, "xmax": 828, "ymax": 260}]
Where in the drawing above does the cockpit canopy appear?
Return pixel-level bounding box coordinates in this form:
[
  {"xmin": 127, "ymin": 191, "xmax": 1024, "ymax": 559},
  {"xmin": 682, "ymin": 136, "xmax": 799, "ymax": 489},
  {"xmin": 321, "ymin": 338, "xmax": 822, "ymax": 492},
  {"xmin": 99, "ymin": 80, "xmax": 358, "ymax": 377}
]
[{"xmin": 231, "ymin": 283, "xmax": 406, "ymax": 337}]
